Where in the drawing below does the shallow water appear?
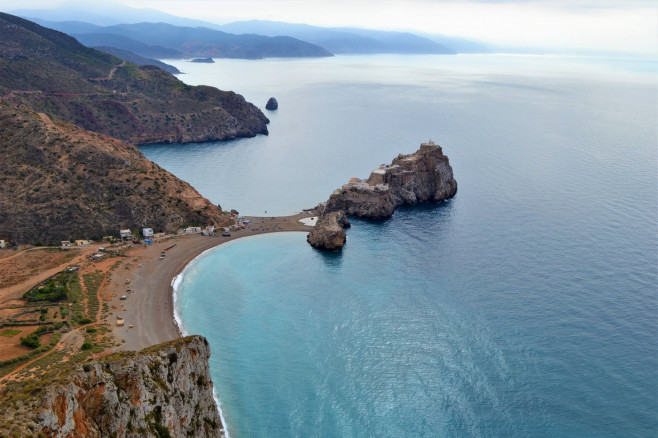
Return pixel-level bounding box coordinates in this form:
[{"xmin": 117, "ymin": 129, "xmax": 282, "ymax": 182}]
[{"xmin": 151, "ymin": 54, "xmax": 656, "ymax": 437}]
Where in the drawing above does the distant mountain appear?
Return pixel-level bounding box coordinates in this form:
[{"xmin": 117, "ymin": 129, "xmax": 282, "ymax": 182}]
[
  {"xmin": 420, "ymin": 33, "xmax": 491, "ymax": 54},
  {"xmin": 19, "ymin": 17, "xmax": 332, "ymax": 59},
  {"xmin": 218, "ymin": 20, "xmax": 461, "ymax": 55},
  {"xmin": 77, "ymin": 22, "xmax": 332, "ymax": 59},
  {"xmin": 9, "ymin": 2, "xmax": 221, "ymax": 28},
  {"xmin": 74, "ymin": 33, "xmax": 184, "ymax": 59},
  {"xmin": 93, "ymin": 46, "xmax": 181, "ymax": 74},
  {"xmin": 0, "ymin": 12, "xmax": 268, "ymax": 145}
]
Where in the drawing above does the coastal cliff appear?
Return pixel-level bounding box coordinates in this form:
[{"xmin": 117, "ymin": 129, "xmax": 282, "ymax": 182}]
[
  {"xmin": 310, "ymin": 142, "xmax": 457, "ymax": 250},
  {"xmin": 0, "ymin": 336, "xmax": 225, "ymax": 438},
  {"xmin": 324, "ymin": 141, "xmax": 457, "ymax": 219}
]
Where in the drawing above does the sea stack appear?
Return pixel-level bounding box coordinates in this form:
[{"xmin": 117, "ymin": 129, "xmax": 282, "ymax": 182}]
[
  {"xmin": 266, "ymin": 97, "xmax": 278, "ymax": 110},
  {"xmin": 308, "ymin": 141, "xmax": 457, "ymax": 250},
  {"xmin": 307, "ymin": 211, "xmax": 351, "ymax": 250}
]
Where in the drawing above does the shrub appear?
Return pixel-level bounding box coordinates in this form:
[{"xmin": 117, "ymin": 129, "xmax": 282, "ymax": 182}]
[
  {"xmin": 20, "ymin": 333, "xmax": 40, "ymax": 349},
  {"xmin": 81, "ymin": 342, "xmax": 92, "ymax": 351}
]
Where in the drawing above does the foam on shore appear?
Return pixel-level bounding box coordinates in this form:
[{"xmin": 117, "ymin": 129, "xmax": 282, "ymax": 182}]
[{"xmin": 171, "ymin": 243, "xmax": 235, "ymax": 438}]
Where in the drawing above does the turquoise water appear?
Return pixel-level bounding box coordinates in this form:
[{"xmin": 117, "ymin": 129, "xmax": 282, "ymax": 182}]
[{"xmin": 153, "ymin": 55, "xmax": 656, "ymax": 437}]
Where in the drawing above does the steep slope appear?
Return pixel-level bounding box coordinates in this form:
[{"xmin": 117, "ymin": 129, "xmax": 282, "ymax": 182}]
[
  {"xmin": 0, "ymin": 13, "xmax": 269, "ymax": 145},
  {"xmin": 0, "ymin": 101, "xmax": 233, "ymax": 244},
  {"xmin": 0, "ymin": 336, "xmax": 225, "ymax": 438}
]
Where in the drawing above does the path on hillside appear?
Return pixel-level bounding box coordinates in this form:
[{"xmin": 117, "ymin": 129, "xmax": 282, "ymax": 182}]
[{"xmin": 89, "ymin": 60, "xmax": 126, "ymax": 81}]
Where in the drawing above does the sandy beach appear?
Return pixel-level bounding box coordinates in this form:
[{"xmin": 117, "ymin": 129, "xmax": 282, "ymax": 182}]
[{"xmin": 106, "ymin": 212, "xmax": 316, "ymax": 351}]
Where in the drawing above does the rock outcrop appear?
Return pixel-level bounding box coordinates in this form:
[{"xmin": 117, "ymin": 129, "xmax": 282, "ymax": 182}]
[
  {"xmin": 0, "ymin": 336, "xmax": 225, "ymax": 438},
  {"xmin": 308, "ymin": 141, "xmax": 457, "ymax": 250},
  {"xmin": 306, "ymin": 211, "xmax": 351, "ymax": 250},
  {"xmin": 324, "ymin": 141, "xmax": 457, "ymax": 220},
  {"xmin": 265, "ymin": 97, "xmax": 278, "ymax": 110}
]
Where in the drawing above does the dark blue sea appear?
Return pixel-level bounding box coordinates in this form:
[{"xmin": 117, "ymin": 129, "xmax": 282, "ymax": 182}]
[{"xmin": 142, "ymin": 54, "xmax": 657, "ymax": 438}]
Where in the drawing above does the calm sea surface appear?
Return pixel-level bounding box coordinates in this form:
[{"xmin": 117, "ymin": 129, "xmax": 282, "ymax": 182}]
[{"xmin": 143, "ymin": 54, "xmax": 657, "ymax": 438}]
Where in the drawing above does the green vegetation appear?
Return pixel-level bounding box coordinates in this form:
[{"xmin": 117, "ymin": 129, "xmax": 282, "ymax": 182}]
[
  {"xmin": 20, "ymin": 332, "xmax": 40, "ymax": 349},
  {"xmin": 81, "ymin": 341, "xmax": 93, "ymax": 351},
  {"xmin": 23, "ymin": 271, "xmax": 76, "ymax": 302},
  {"xmin": 0, "ymin": 329, "xmax": 21, "ymax": 337},
  {"xmin": 83, "ymin": 271, "xmax": 104, "ymax": 319}
]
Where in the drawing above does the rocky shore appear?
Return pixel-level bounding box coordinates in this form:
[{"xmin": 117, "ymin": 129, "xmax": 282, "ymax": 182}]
[
  {"xmin": 309, "ymin": 141, "xmax": 457, "ymax": 250},
  {"xmin": 2, "ymin": 336, "xmax": 225, "ymax": 438}
]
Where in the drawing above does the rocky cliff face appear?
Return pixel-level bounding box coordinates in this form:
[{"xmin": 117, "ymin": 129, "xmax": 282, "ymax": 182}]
[
  {"xmin": 306, "ymin": 211, "xmax": 350, "ymax": 250},
  {"xmin": 324, "ymin": 142, "xmax": 457, "ymax": 220},
  {"xmin": 0, "ymin": 336, "xmax": 225, "ymax": 438},
  {"xmin": 309, "ymin": 142, "xmax": 457, "ymax": 250}
]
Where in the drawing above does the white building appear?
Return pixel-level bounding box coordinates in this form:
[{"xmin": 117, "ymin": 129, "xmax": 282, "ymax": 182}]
[
  {"xmin": 142, "ymin": 228, "xmax": 154, "ymax": 238},
  {"xmin": 119, "ymin": 229, "xmax": 132, "ymax": 239}
]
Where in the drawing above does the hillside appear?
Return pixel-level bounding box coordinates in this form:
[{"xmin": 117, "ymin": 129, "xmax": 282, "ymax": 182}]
[
  {"xmin": 0, "ymin": 12, "xmax": 269, "ymax": 145},
  {"xmin": 0, "ymin": 101, "xmax": 233, "ymax": 244},
  {"xmin": 93, "ymin": 45, "xmax": 181, "ymax": 74}
]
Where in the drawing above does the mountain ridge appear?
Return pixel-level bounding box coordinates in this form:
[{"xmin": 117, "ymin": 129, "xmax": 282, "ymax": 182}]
[{"xmin": 0, "ymin": 12, "xmax": 269, "ymax": 145}]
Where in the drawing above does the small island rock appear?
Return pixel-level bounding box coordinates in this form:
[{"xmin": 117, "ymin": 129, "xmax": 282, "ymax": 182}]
[
  {"xmin": 266, "ymin": 97, "xmax": 278, "ymax": 110},
  {"xmin": 190, "ymin": 57, "xmax": 214, "ymax": 63},
  {"xmin": 307, "ymin": 211, "xmax": 351, "ymax": 250}
]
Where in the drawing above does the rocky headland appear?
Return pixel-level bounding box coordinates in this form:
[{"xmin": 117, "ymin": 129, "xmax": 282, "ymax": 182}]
[
  {"xmin": 0, "ymin": 336, "xmax": 225, "ymax": 438},
  {"xmin": 309, "ymin": 141, "xmax": 457, "ymax": 250}
]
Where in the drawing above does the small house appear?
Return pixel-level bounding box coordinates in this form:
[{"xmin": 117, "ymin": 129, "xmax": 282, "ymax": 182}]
[
  {"xmin": 61, "ymin": 241, "xmax": 72, "ymax": 247},
  {"xmin": 142, "ymin": 228, "xmax": 154, "ymax": 238},
  {"xmin": 75, "ymin": 240, "xmax": 90, "ymax": 246},
  {"xmin": 0, "ymin": 240, "xmax": 5, "ymax": 248},
  {"xmin": 184, "ymin": 226, "xmax": 202, "ymax": 234},
  {"xmin": 119, "ymin": 229, "xmax": 132, "ymax": 239}
]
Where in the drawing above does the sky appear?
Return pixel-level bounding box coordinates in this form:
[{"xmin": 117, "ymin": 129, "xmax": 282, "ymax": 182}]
[{"xmin": 4, "ymin": 0, "xmax": 657, "ymax": 55}]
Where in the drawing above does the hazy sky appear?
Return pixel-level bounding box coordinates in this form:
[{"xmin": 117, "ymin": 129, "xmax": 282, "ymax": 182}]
[{"xmin": 5, "ymin": 0, "xmax": 657, "ymax": 55}]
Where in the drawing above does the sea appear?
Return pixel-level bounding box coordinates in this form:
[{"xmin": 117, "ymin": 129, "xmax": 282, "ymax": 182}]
[{"xmin": 141, "ymin": 54, "xmax": 657, "ymax": 438}]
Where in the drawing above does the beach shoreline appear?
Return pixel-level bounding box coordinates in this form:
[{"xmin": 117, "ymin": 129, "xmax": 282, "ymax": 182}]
[{"xmin": 107, "ymin": 212, "xmax": 316, "ymax": 352}]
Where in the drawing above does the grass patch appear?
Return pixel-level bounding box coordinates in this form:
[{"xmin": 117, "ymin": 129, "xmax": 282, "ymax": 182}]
[{"xmin": 0, "ymin": 329, "xmax": 21, "ymax": 337}]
